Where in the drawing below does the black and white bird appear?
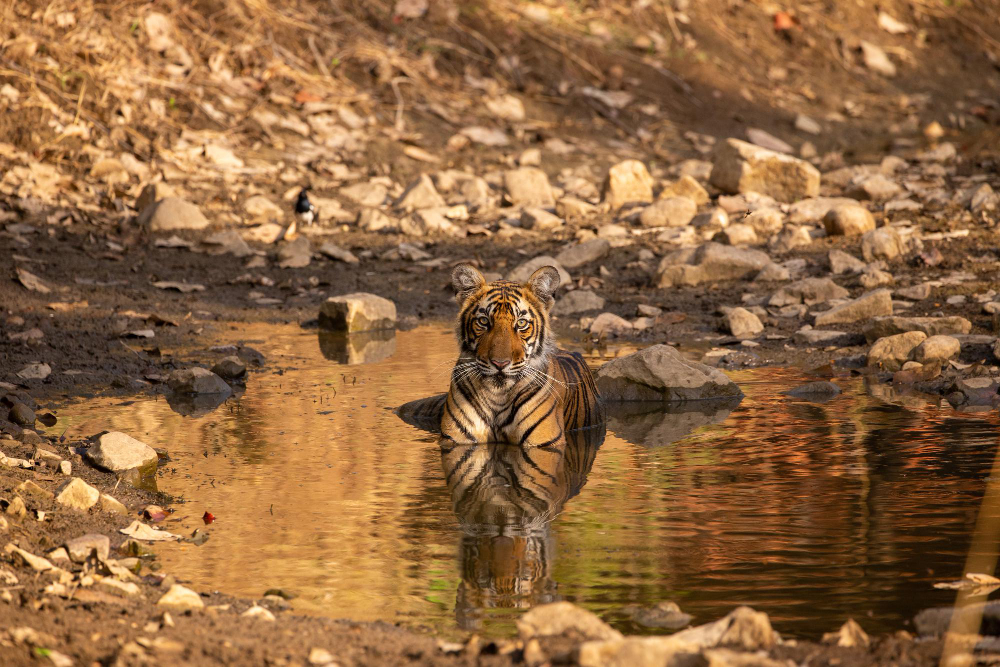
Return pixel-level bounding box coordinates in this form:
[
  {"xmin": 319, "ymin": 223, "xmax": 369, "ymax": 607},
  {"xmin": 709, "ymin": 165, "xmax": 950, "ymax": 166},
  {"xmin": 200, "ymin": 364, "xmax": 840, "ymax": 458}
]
[{"xmin": 294, "ymin": 188, "xmax": 317, "ymax": 226}]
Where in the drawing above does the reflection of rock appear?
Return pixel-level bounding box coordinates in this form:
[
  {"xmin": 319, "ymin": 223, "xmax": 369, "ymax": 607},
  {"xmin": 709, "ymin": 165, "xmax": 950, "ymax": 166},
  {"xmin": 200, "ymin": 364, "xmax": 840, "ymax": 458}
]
[
  {"xmin": 166, "ymin": 386, "xmax": 241, "ymax": 418},
  {"xmin": 317, "ymin": 330, "xmax": 396, "ymax": 365},
  {"xmin": 444, "ymin": 426, "xmax": 604, "ymax": 631},
  {"xmin": 605, "ymin": 399, "xmax": 740, "ymax": 447}
]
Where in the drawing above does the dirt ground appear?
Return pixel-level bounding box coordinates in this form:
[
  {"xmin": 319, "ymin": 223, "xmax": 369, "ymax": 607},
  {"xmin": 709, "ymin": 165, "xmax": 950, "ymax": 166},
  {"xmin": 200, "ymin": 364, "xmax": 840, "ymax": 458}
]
[{"xmin": 4, "ymin": 0, "xmax": 1000, "ymax": 663}]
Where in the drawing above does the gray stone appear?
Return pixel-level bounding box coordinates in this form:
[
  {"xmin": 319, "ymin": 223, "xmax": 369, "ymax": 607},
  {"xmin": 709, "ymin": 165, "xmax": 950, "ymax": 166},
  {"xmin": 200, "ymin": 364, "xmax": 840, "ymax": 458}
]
[
  {"xmin": 897, "ymin": 284, "xmax": 931, "ymax": 300},
  {"xmin": 864, "ymin": 316, "xmax": 972, "ymax": 342},
  {"xmin": 552, "ymin": 290, "xmax": 605, "ymax": 316},
  {"xmin": 793, "ymin": 328, "xmax": 864, "ymax": 346},
  {"xmin": 555, "ymin": 239, "xmax": 610, "ymax": 269},
  {"xmin": 784, "ymin": 381, "xmax": 842, "ymax": 399},
  {"xmin": 860, "ymin": 40, "xmax": 896, "ymax": 76},
  {"xmin": 829, "ymin": 249, "xmax": 866, "ymax": 274},
  {"xmin": 710, "ymin": 138, "xmax": 820, "ymax": 202},
  {"xmin": 202, "ymin": 230, "xmax": 254, "ymax": 258},
  {"xmin": 8, "ymin": 403, "xmax": 34, "ymax": 426},
  {"xmin": 66, "ymin": 534, "xmax": 110, "ymax": 563},
  {"xmin": 912, "ymin": 335, "xmax": 961, "ymax": 363},
  {"xmin": 770, "ymin": 278, "xmax": 848, "ymax": 307},
  {"xmin": 769, "ymin": 225, "xmax": 812, "ymax": 253},
  {"xmin": 794, "ymin": 114, "xmax": 822, "ymax": 135},
  {"xmin": 394, "ymin": 174, "xmax": 445, "ymax": 210},
  {"xmin": 860, "ymin": 267, "xmax": 894, "ymax": 289},
  {"xmin": 138, "ymin": 197, "xmax": 210, "ymax": 232},
  {"xmin": 507, "ymin": 257, "xmax": 571, "ymax": 286},
  {"xmin": 862, "ymin": 227, "xmax": 904, "ymax": 262},
  {"xmin": 638, "ymin": 197, "xmax": 696, "ymax": 228},
  {"xmin": 504, "ymin": 168, "xmax": 555, "ymax": 207},
  {"xmin": 714, "ymin": 223, "xmax": 758, "ymax": 246},
  {"xmin": 867, "ymin": 331, "xmax": 926, "ymax": 371},
  {"xmin": 319, "ymin": 293, "xmax": 397, "ymax": 333},
  {"xmin": 357, "ymin": 208, "xmax": 397, "ymax": 232},
  {"xmin": 596, "ymin": 344, "xmax": 744, "ymax": 402},
  {"xmin": 339, "ymin": 181, "xmax": 387, "ymax": 207},
  {"xmin": 814, "ymin": 289, "xmax": 893, "ymax": 327},
  {"xmin": 672, "ymin": 606, "xmax": 778, "ymax": 650},
  {"xmin": 602, "ymin": 159, "xmax": 654, "ymax": 209},
  {"xmin": 556, "ymin": 196, "xmax": 597, "ymax": 218},
  {"xmin": 211, "ymin": 356, "xmax": 247, "ymax": 381},
  {"xmin": 318, "ymin": 242, "xmax": 359, "ymax": 264},
  {"xmin": 755, "ymin": 263, "xmax": 790, "ymax": 282},
  {"xmin": 723, "ymin": 307, "xmax": 763, "ymax": 338},
  {"xmin": 823, "ymin": 203, "xmax": 875, "ymax": 236},
  {"xmin": 968, "ymin": 183, "xmax": 999, "ymax": 214},
  {"xmin": 277, "ymin": 236, "xmax": 312, "ymax": 269},
  {"xmin": 403, "ymin": 208, "xmax": 466, "ymax": 237},
  {"xmin": 747, "ymin": 127, "xmax": 793, "ymax": 154},
  {"xmin": 168, "ymin": 367, "xmax": 233, "ymax": 395},
  {"xmin": 86, "ymin": 432, "xmax": 157, "ymax": 472},
  {"xmin": 521, "ymin": 207, "xmax": 563, "ymax": 231},
  {"xmin": 655, "ymin": 243, "xmax": 773, "ymax": 288},
  {"xmin": 849, "ymin": 174, "xmax": 902, "ymax": 202},
  {"xmin": 917, "ymin": 142, "xmax": 957, "ymax": 163},
  {"xmin": 590, "ymin": 313, "xmax": 633, "ymax": 337}
]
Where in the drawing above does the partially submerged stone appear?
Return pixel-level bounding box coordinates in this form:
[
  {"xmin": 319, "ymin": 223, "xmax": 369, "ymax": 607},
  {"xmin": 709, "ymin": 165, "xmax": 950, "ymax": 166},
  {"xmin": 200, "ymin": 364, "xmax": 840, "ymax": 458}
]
[
  {"xmin": 596, "ymin": 345, "xmax": 744, "ymax": 403},
  {"xmin": 867, "ymin": 331, "xmax": 926, "ymax": 371},
  {"xmin": 710, "ymin": 138, "xmax": 820, "ymax": 202},
  {"xmin": 167, "ymin": 367, "xmax": 233, "ymax": 395},
  {"xmin": 85, "ymin": 432, "xmax": 157, "ymax": 472},
  {"xmin": 319, "ymin": 293, "xmax": 397, "ymax": 333}
]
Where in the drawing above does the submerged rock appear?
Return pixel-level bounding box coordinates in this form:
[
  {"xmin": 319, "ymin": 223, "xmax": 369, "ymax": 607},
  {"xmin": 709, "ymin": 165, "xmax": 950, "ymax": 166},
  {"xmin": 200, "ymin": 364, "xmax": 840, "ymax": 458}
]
[
  {"xmin": 168, "ymin": 367, "xmax": 232, "ymax": 395},
  {"xmin": 605, "ymin": 400, "xmax": 740, "ymax": 447},
  {"xmin": 596, "ymin": 345, "xmax": 744, "ymax": 403}
]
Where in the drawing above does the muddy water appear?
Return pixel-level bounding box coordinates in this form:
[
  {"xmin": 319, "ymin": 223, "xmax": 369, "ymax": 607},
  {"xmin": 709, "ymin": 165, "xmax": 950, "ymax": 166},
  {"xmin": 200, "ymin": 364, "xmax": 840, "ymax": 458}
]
[{"xmin": 59, "ymin": 323, "xmax": 1000, "ymax": 639}]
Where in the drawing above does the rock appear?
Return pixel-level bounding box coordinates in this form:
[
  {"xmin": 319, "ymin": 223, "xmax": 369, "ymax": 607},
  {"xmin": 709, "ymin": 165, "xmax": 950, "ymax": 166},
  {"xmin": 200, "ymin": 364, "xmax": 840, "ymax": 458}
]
[
  {"xmin": 897, "ymin": 284, "xmax": 931, "ymax": 300},
  {"xmin": 55, "ymin": 478, "xmax": 100, "ymax": 511},
  {"xmin": 710, "ymin": 138, "xmax": 821, "ymax": 202},
  {"xmin": 517, "ymin": 147, "xmax": 542, "ymax": 166},
  {"xmin": 879, "ymin": 11, "xmax": 911, "ymax": 34},
  {"xmin": 504, "ymin": 168, "xmax": 555, "ymax": 207},
  {"xmin": 556, "ymin": 196, "xmax": 597, "ymax": 218},
  {"xmin": 917, "ymin": 142, "xmax": 957, "ymax": 163},
  {"xmin": 203, "ymin": 230, "xmax": 253, "ymax": 258},
  {"xmin": 404, "ymin": 208, "xmax": 466, "ymax": 237},
  {"xmin": 769, "ymin": 225, "xmax": 812, "ymax": 253},
  {"xmin": 277, "ymin": 236, "xmax": 312, "ymax": 268},
  {"xmin": 552, "ymin": 290, "xmax": 605, "ymax": 316},
  {"xmin": 395, "ymin": 174, "xmax": 446, "ymax": 210},
  {"xmin": 4, "ymin": 544, "xmax": 55, "ymax": 572},
  {"xmin": 459, "ymin": 125, "xmax": 509, "ymax": 146},
  {"xmin": 784, "ymin": 381, "xmax": 842, "ymax": 399},
  {"xmin": 814, "ymin": 289, "xmax": 893, "ymax": 327},
  {"xmin": 66, "ymin": 534, "xmax": 110, "ymax": 563},
  {"xmin": 861, "ymin": 227, "xmax": 904, "ymax": 262},
  {"xmin": 318, "ymin": 243, "xmax": 359, "ymax": 264},
  {"xmin": 770, "ymin": 278, "xmax": 849, "ymax": 306},
  {"xmin": 793, "ymin": 328, "xmax": 864, "ymax": 346},
  {"xmin": 157, "ymin": 584, "xmax": 204, "ymax": 609},
  {"xmin": 822, "ymin": 619, "xmax": 871, "ymax": 648},
  {"xmin": 823, "ymin": 203, "xmax": 875, "ymax": 236},
  {"xmin": 746, "ymin": 127, "xmax": 793, "ymax": 154},
  {"xmin": 517, "ymin": 601, "xmax": 623, "ymax": 642},
  {"xmin": 744, "ymin": 208, "xmax": 784, "ymax": 237},
  {"xmin": 912, "ymin": 335, "xmax": 961, "ymax": 363},
  {"xmin": 638, "ymin": 197, "xmax": 696, "ymax": 228},
  {"xmin": 136, "ymin": 182, "xmax": 176, "ymax": 212},
  {"xmin": 242, "ymin": 223, "xmax": 284, "ymax": 244},
  {"xmin": 659, "ymin": 175, "xmax": 709, "ymax": 205},
  {"xmin": 8, "ymin": 402, "xmax": 35, "ymax": 426},
  {"xmin": 521, "ymin": 207, "xmax": 563, "ymax": 231},
  {"xmin": 97, "ymin": 493, "xmax": 127, "ymax": 515},
  {"xmin": 241, "ymin": 605, "xmax": 276, "ymax": 621},
  {"xmin": 168, "ymin": 367, "xmax": 232, "ymax": 395},
  {"xmin": 723, "ymin": 308, "xmax": 763, "ymax": 338},
  {"xmin": 864, "ymin": 316, "xmax": 972, "ymax": 342},
  {"xmin": 673, "ymin": 607, "xmax": 778, "ymax": 650},
  {"xmin": 968, "ymin": 183, "xmax": 999, "ymax": 214},
  {"xmin": 339, "ymin": 182, "xmax": 387, "ymax": 207},
  {"xmin": 794, "ymin": 114, "xmax": 822, "ymax": 135},
  {"xmin": 829, "ymin": 249, "xmax": 866, "ymax": 274},
  {"xmin": 867, "ymin": 331, "xmax": 926, "ymax": 371},
  {"xmin": 17, "ymin": 362, "xmax": 51, "ymax": 380},
  {"xmin": 655, "ymin": 243, "xmax": 773, "ymax": 288},
  {"xmin": 577, "ymin": 636, "xmax": 698, "ymax": 667},
  {"xmin": 849, "ymin": 174, "xmax": 902, "ymax": 202},
  {"xmin": 860, "ymin": 40, "xmax": 896, "ymax": 77},
  {"xmin": 596, "ymin": 344, "xmax": 744, "ymax": 402},
  {"xmin": 319, "ymin": 293, "xmax": 397, "ymax": 333},
  {"xmin": 788, "ymin": 197, "xmax": 858, "ymax": 224},
  {"xmin": 507, "ymin": 257, "xmax": 571, "ymax": 286},
  {"xmin": 755, "ymin": 263, "xmax": 790, "ymax": 282},
  {"xmin": 211, "ymin": 356, "xmax": 247, "ymax": 381},
  {"xmin": 308, "ymin": 647, "xmax": 336, "ymax": 665},
  {"xmin": 859, "ymin": 267, "xmax": 893, "ymax": 289},
  {"xmin": 626, "ymin": 601, "xmax": 692, "ymax": 630},
  {"xmin": 555, "ymin": 239, "xmax": 610, "ymax": 269},
  {"xmin": 602, "ymin": 160, "xmax": 654, "ymax": 209},
  {"xmin": 590, "ymin": 313, "xmax": 633, "ymax": 338},
  {"xmin": 86, "ymin": 432, "xmax": 157, "ymax": 472},
  {"xmin": 357, "ymin": 208, "xmax": 396, "ymax": 232},
  {"xmin": 138, "ymin": 197, "xmax": 210, "ymax": 232},
  {"xmin": 243, "ymin": 195, "xmax": 283, "ymax": 220},
  {"xmin": 714, "ymin": 223, "xmax": 758, "ymax": 246}
]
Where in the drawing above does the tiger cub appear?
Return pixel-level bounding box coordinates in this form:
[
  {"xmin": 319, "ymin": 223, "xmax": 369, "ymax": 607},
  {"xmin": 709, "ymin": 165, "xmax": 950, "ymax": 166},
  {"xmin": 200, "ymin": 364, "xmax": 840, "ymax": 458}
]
[{"xmin": 441, "ymin": 264, "xmax": 604, "ymax": 447}]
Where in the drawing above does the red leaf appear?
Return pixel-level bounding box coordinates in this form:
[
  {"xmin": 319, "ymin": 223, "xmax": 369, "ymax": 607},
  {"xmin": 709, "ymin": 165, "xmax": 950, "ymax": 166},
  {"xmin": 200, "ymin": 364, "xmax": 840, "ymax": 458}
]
[
  {"xmin": 773, "ymin": 11, "xmax": 797, "ymax": 32},
  {"xmin": 203, "ymin": 511, "xmax": 216, "ymax": 524}
]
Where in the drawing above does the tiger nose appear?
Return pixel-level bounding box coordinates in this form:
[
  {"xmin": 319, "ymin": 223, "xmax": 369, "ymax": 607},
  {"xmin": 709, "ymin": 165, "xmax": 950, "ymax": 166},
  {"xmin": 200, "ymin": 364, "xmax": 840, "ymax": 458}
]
[{"xmin": 490, "ymin": 358, "xmax": 510, "ymax": 370}]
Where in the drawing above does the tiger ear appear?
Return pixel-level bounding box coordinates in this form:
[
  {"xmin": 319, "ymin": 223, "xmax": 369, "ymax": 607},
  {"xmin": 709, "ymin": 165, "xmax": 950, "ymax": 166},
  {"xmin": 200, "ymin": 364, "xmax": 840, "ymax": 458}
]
[
  {"xmin": 526, "ymin": 266, "xmax": 560, "ymax": 310},
  {"xmin": 451, "ymin": 263, "xmax": 486, "ymax": 303}
]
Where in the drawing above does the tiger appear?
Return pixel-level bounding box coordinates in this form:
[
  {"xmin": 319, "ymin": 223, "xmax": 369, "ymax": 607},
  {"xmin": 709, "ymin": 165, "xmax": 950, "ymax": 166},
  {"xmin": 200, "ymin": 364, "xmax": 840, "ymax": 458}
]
[{"xmin": 438, "ymin": 263, "xmax": 605, "ymax": 447}]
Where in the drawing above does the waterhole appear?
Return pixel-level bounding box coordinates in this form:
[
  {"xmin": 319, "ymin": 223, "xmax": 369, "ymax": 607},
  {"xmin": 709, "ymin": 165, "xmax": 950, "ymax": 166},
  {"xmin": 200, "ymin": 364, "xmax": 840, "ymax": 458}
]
[{"xmin": 59, "ymin": 323, "xmax": 1000, "ymax": 639}]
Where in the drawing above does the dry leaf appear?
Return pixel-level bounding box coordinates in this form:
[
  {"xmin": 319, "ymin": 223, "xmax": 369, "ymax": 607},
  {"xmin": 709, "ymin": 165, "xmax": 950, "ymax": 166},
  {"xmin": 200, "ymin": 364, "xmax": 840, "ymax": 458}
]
[{"xmin": 120, "ymin": 520, "xmax": 180, "ymax": 541}]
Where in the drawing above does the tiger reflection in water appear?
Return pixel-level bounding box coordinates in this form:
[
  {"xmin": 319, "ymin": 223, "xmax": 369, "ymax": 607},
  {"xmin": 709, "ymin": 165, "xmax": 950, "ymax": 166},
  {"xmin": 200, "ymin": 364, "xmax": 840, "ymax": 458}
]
[{"xmin": 441, "ymin": 424, "xmax": 605, "ymax": 630}]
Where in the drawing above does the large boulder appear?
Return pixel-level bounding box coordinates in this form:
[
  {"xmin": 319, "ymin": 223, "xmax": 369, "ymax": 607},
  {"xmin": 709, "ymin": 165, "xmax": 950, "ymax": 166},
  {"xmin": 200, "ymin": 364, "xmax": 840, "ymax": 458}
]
[
  {"xmin": 867, "ymin": 331, "xmax": 927, "ymax": 371},
  {"xmin": 814, "ymin": 289, "xmax": 892, "ymax": 327},
  {"xmin": 138, "ymin": 197, "xmax": 210, "ymax": 231},
  {"xmin": 596, "ymin": 345, "xmax": 744, "ymax": 403},
  {"xmin": 655, "ymin": 243, "xmax": 774, "ymax": 288},
  {"xmin": 319, "ymin": 293, "xmax": 397, "ymax": 333},
  {"xmin": 504, "ymin": 167, "xmax": 555, "ymax": 207},
  {"xmin": 85, "ymin": 432, "xmax": 157, "ymax": 472},
  {"xmin": 912, "ymin": 335, "xmax": 961, "ymax": 363},
  {"xmin": 710, "ymin": 138, "xmax": 820, "ymax": 202},
  {"xmin": 863, "ymin": 315, "xmax": 972, "ymax": 342},
  {"xmin": 602, "ymin": 160, "xmax": 654, "ymax": 209}
]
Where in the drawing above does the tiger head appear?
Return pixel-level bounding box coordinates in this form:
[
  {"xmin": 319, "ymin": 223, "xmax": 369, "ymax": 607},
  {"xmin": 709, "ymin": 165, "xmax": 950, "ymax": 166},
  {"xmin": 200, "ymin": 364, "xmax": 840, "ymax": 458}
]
[{"xmin": 450, "ymin": 264, "xmax": 560, "ymax": 385}]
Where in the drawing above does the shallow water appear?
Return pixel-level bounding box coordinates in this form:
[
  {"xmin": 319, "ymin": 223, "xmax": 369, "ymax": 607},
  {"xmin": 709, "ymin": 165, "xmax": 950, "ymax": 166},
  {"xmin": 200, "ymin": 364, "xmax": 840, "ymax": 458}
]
[{"xmin": 59, "ymin": 323, "xmax": 1000, "ymax": 639}]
